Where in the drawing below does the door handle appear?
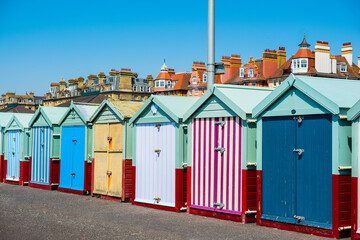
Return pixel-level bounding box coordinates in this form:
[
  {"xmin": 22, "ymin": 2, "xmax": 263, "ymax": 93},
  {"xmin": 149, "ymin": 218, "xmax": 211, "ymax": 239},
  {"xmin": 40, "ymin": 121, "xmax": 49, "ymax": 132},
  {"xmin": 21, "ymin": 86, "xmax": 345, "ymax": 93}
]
[
  {"xmin": 294, "ymin": 215, "xmax": 305, "ymax": 222},
  {"xmin": 70, "ymin": 172, "xmax": 76, "ymax": 176},
  {"xmin": 293, "ymin": 149, "xmax": 304, "ymax": 157}
]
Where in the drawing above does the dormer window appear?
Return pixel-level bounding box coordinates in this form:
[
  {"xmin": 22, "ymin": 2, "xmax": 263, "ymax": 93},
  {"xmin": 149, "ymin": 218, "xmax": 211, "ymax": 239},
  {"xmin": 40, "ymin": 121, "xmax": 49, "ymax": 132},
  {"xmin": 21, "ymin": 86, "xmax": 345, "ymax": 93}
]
[
  {"xmin": 338, "ymin": 62, "xmax": 347, "ymax": 72},
  {"xmin": 155, "ymin": 80, "xmax": 160, "ymax": 88},
  {"xmin": 301, "ymin": 59, "xmax": 307, "ymax": 68},
  {"xmin": 248, "ymin": 68, "xmax": 254, "ymax": 78},
  {"xmin": 192, "ymin": 76, "xmax": 197, "ymax": 84},
  {"xmin": 239, "ymin": 68, "xmax": 244, "ymax": 78},
  {"xmin": 203, "ymin": 72, "xmax": 207, "ymax": 82}
]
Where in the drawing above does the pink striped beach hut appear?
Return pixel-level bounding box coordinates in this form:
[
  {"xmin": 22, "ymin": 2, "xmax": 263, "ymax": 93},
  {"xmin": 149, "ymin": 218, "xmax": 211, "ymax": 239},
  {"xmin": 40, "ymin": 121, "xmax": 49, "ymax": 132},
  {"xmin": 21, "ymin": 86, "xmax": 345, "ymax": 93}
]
[{"xmin": 182, "ymin": 84, "xmax": 272, "ymax": 222}]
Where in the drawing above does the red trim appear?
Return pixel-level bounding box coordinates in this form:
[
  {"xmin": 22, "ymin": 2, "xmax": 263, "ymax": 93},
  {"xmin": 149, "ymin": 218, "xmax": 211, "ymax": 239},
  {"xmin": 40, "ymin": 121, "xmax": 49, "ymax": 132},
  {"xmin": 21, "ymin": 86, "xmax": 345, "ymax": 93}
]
[
  {"xmin": 187, "ymin": 166, "xmax": 192, "ymax": 213},
  {"xmin": 3, "ymin": 160, "xmax": 7, "ymax": 182},
  {"xmin": 131, "ymin": 166, "xmax": 136, "ymax": 204},
  {"xmin": 259, "ymin": 219, "xmax": 333, "ymax": 238},
  {"xmin": 183, "ymin": 167, "xmax": 187, "ymax": 208},
  {"xmin": 241, "ymin": 169, "xmax": 256, "ymax": 223},
  {"xmin": 4, "ymin": 179, "xmax": 20, "ymax": 185},
  {"xmin": 133, "ymin": 201, "xmax": 180, "ymax": 212},
  {"xmin": 57, "ymin": 187, "xmax": 85, "ymax": 195},
  {"xmin": 50, "ymin": 158, "xmax": 60, "ymax": 186},
  {"xmin": 122, "ymin": 159, "xmax": 133, "ymax": 202},
  {"xmin": 353, "ymin": 177, "xmax": 360, "ymax": 239},
  {"xmin": 256, "ymin": 170, "xmax": 262, "ymax": 224},
  {"xmin": 19, "ymin": 161, "xmax": 29, "ymax": 186},
  {"xmin": 189, "ymin": 208, "xmax": 242, "ymax": 222},
  {"xmin": 84, "ymin": 161, "xmax": 92, "ymax": 193},
  {"xmin": 0, "ymin": 155, "xmax": 3, "ymax": 183},
  {"xmin": 29, "ymin": 182, "xmax": 57, "ymax": 190},
  {"xmin": 91, "ymin": 158, "xmax": 94, "ymax": 195}
]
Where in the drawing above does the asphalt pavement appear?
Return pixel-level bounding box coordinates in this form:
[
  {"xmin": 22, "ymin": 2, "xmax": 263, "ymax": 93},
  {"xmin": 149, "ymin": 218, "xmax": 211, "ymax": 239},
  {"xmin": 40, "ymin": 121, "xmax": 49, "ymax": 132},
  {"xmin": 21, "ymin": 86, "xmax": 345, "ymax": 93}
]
[{"xmin": 0, "ymin": 183, "xmax": 343, "ymax": 240}]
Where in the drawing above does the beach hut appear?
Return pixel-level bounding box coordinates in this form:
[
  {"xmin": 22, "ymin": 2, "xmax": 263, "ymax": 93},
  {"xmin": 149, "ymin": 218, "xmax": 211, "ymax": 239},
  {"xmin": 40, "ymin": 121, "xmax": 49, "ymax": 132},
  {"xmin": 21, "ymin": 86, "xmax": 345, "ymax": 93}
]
[
  {"xmin": 347, "ymin": 100, "xmax": 360, "ymax": 239},
  {"xmin": 129, "ymin": 95, "xmax": 198, "ymax": 212},
  {"xmin": 88, "ymin": 99, "xmax": 143, "ymax": 201},
  {"xmin": 182, "ymin": 84, "xmax": 272, "ymax": 222},
  {"xmin": 252, "ymin": 74, "xmax": 359, "ymax": 238},
  {"xmin": 0, "ymin": 113, "xmax": 14, "ymax": 182},
  {"xmin": 58, "ymin": 102, "xmax": 98, "ymax": 195},
  {"xmin": 3, "ymin": 113, "xmax": 33, "ymax": 185},
  {"xmin": 28, "ymin": 106, "xmax": 68, "ymax": 190}
]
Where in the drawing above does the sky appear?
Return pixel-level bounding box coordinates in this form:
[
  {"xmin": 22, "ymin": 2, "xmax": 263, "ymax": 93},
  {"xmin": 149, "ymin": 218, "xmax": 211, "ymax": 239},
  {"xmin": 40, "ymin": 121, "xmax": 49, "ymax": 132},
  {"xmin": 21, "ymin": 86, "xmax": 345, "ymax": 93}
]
[{"xmin": 0, "ymin": 0, "xmax": 359, "ymax": 96}]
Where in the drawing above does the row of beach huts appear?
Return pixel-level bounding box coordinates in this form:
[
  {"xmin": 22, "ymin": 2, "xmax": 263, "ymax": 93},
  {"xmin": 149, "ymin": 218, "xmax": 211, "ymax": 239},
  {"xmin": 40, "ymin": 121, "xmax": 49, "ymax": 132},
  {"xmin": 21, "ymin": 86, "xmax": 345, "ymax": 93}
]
[{"xmin": 2, "ymin": 74, "xmax": 360, "ymax": 239}]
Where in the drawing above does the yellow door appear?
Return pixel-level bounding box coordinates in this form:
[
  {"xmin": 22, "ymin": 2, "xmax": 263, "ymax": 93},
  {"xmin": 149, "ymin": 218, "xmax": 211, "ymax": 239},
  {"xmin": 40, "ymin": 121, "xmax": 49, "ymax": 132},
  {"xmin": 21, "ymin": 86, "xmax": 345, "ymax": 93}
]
[
  {"xmin": 93, "ymin": 124, "xmax": 109, "ymax": 195},
  {"xmin": 107, "ymin": 123, "xmax": 123, "ymax": 197}
]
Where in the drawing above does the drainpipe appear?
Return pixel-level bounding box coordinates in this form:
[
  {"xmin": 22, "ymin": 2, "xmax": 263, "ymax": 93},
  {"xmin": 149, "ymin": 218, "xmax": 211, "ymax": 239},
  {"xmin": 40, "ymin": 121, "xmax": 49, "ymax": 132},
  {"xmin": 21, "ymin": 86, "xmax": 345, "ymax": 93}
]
[{"xmin": 207, "ymin": 0, "xmax": 215, "ymax": 89}]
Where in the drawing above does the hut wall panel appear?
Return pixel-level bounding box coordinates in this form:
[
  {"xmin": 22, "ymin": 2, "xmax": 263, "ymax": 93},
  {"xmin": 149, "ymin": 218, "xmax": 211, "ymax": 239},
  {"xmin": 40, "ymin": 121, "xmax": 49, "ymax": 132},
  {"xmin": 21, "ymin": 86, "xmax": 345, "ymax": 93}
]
[
  {"xmin": 0, "ymin": 155, "xmax": 3, "ymax": 182},
  {"xmin": 19, "ymin": 161, "xmax": 29, "ymax": 185},
  {"xmin": 191, "ymin": 117, "xmax": 242, "ymax": 215},
  {"xmin": 6, "ymin": 130, "xmax": 20, "ymax": 181},
  {"xmin": 123, "ymin": 159, "xmax": 133, "ymax": 199},
  {"xmin": 135, "ymin": 122, "xmax": 176, "ymax": 207},
  {"xmin": 31, "ymin": 127, "xmax": 51, "ymax": 185},
  {"xmin": 2, "ymin": 160, "xmax": 7, "ymax": 182}
]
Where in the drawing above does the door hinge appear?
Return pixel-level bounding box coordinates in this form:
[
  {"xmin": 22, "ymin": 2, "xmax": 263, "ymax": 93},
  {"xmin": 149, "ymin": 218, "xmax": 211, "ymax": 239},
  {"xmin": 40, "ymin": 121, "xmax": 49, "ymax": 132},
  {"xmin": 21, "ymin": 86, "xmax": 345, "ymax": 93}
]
[
  {"xmin": 215, "ymin": 121, "xmax": 226, "ymax": 127},
  {"xmin": 215, "ymin": 147, "xmax": 226, "ymax": 154},
  {"xmin": 293, "ymin": 148, "xmax": 304, "ymax": 157},
  {"xmin": 294, "ymin": 215, "xmax": 305, "ymax": 222}
]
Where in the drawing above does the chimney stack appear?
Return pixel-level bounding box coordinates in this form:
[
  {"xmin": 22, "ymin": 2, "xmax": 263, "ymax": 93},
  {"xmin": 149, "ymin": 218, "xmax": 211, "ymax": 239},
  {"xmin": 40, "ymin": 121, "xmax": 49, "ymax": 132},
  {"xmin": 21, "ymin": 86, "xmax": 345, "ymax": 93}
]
[
  {"xmin": 229, "ymin": 54, "xmax": 241, "ymax": 78},
  {"xmin": 59, "ymin": 78, "xmax": 66, "ymax": 91},
  {"xmin": 315, "ymin": 41, "xmax": 331, "ymax": 74},
  {"xmin": 342, "ymin": 42, "xmax": 353, "ymax": 65},
  {"xmin": 262, "ymin": 49, "xmax": 278, "ymax": 78},
  {"xmin": 277, "ymin": 47, "xmax": 286, "ymax": 68}
]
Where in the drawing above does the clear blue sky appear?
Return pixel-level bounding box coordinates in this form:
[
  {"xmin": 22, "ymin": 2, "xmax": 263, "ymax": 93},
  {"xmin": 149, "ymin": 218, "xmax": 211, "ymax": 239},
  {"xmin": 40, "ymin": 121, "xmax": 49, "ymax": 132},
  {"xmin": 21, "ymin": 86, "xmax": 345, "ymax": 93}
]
[{"xmin": 0, "ymin": 0, "xmax": 359, "ymax": 96}]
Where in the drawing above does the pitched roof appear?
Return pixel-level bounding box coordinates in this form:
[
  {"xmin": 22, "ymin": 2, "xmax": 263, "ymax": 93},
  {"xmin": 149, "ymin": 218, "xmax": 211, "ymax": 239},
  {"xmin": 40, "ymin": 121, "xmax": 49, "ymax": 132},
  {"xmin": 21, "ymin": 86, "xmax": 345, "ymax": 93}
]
[
  {"xmin": 293, "ymin": 48, "xmax": 314, "ymax": 59},
  {"xmin": 172, "ymin": 73, "xmax": 191, "ymax": 90},
  {"xmin": 253, "ymin": 74, "xmax": 360, "ymax": 118},
  {"xmin": 224, "ymin": 60, "xmax": 265, "ymax": 84},
  {"xmin": 56, "ymin": 94, "xmax": 107, "ymax": 107},
  {"xmin": 6, "ymin": 113, "xmax": 34, "ymax": 130},
  {"xmin": 129, "ymin": 95, "xmax": 198, "ymax": 124},
  {"xmin": 75, "ymin": 104, "xmax": 99, "ymax": 121},
  {"xmin": 29, "ymin": 106, "xmax": 68, "ymax": 127},
  {"xmin": 155, "ymin": 71, "xmax": 172, "ymax": 80},
  {"xmin": 89, "ymin": 99, "xmax": 144, "ymax": 122},
  {"xmin": 183, "ymin": 84, "xmax": 273, "ymax": 121},
  {"xmin": 0, "ymin": 105, "xmax": 35, "ymax": 113},
  {"xmin": 0, "ymin": 113, "xmax": 14, "ymax": 127}
]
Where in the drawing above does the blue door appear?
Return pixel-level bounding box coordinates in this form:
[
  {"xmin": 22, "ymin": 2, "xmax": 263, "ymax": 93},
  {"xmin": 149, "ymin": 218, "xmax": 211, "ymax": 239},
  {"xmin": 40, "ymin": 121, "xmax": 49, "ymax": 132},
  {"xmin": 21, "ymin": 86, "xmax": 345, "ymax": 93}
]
[
  {"xmin": 296, "ymin": 115, "xmax": 332, "ymax": 228},
  {"xmin": 262, "ymin": 116, "xmax": 297, "ymax": 224},
  {"xmin": 7, "ymin": 130, "xmax": 21, "ymax": 181},
  {"xmin": 59, "ymin": 126, "xmax": 85, "ymax": 191},
  {"xmin": 262, "ymin": 114, "xmax": 332, "ymax": 228},
  {"xmin": 31, "ymin": 127, "xmax": 51, "ymax": 185}
]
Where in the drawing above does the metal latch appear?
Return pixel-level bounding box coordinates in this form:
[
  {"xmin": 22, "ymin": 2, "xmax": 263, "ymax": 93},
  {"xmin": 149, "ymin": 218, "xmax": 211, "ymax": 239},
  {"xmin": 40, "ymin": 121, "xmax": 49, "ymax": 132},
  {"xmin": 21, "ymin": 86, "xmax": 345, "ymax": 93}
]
[
  {"xmin": 215, "ymin": 147, "xmax": 226, "ymax": 154},
  {"xmin": 214, "ymin": 203, "xmax": 224, "ymax": 210},
  {"xmin": 155, "ymin": 123, "xmax": 161, "ymax": 130},
  {"xmin": 106, "ymin": 171, "xmax": 112, "ymax": 176},
  {"xmin": 293, "ymin": 116, "xmax": 303, "ymax": 124},
  {"xmin": 12, "ymin": 152, "xmax": 15, "ymax": 155},
  {"xmin": 294, "ymin": 215, "xmax": 305, "ymax": 222},
  {"xmin": 155, "ymin": 149, "xmax": 161, "ymax": 154},
  {"xmin": 41, "ymin": 143, "xmax": 44, "ymax": 147},
  {"xmin": 72, "ymin": 140, "xmax": 77, "ymax": 144},
  {"xmin": 107, "ymin": 136, "xmax": 112, "ymax": 142},
  {"xmin": 293, "ymin": 149, "xmax": 304, "ymax": 157},
  {"xmin": 154, "ymin": 197, "xmax": 161, "ymax": 203},
  {"xmin": 70, "ymin": 172, "xmax": 76, "ymax": 176},
  {"xmin": 215, "ymin": 121, "xmax": 226, "ymax": 127}
]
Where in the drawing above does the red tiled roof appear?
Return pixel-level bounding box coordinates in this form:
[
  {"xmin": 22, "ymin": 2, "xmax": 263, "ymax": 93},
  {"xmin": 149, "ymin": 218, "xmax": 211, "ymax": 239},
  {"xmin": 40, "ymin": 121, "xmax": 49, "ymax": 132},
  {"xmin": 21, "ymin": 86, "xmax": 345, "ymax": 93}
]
[
  {"xmin": 293, "ymin": 48, "xmax": 314, "ymax": 59},
  {"xmin": 172, "ymin": 73, "xmax": 191, "ymax": 90},
  {"xmin": 155, "ymin": 71, "xmax": 172, "ymax": 80}
]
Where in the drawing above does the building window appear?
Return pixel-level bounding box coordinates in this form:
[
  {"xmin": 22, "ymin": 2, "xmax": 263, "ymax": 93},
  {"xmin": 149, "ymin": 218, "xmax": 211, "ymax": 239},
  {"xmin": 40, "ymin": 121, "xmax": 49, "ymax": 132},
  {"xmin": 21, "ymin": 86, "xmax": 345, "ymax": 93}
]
[
  {"xmin": 155, "ymin": 80, "xmax": 160, "ymax": 88},
  {"xmin": 192, "ymin": 76, "xmax": 197, "ymax": 84},
  {"xmin": 239, "ymin": 68, "xmax": 244, "ymax": 78},
  {"xmin": 338, "ymin": 63, "xmax": 347, "ymax": 72},
  {"xmin": 273, "ymin": 79, "xmax": 276, "ymax": 87},
  {"xmin": 203, "ymin": 72, "xmax": 207, "ymax": 82},
  {"xmin": 248, "ymin": 68, "xmax": 254, "ymax": 78},
  {"xmin": 195, "ymin": 88, "xmax": 199, "ymax": 95},
  {"xmin": 160, "ymin": 80, "xmax": 165, "ymax": 87},
  {"xmin": 301, "ymin": 59, "xmax": 307, "ymax": 68},
  {"xmin": 278, "ymin": 79, "xmax": 281, "ymax": 85}
]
